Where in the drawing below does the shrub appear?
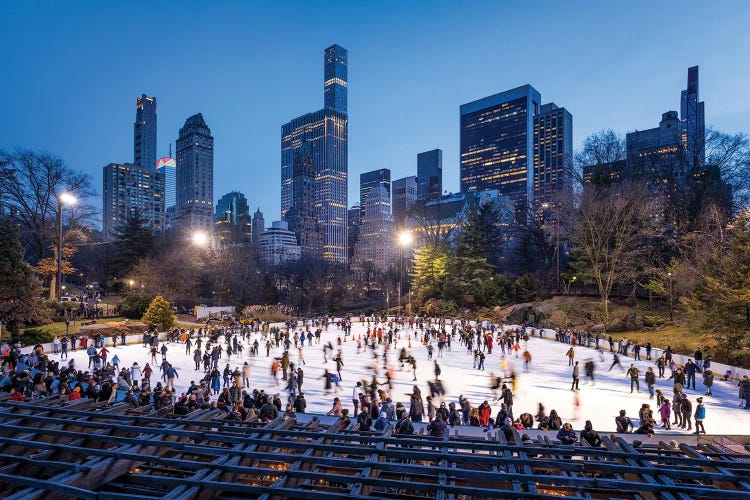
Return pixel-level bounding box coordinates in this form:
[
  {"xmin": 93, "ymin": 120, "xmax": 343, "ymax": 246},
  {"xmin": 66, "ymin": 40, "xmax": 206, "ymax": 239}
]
[
  {"xmin": 423, "ymin": 299, "xmax": 458, "ymax": 317},
  {"xmin": 119, "ymin": 294, "xmax": 153, "ymax": 319},
  {"xmin": 11, "ymin": 327, "xmax": 56, "ymax": 346},
  {"xmin": 142, "ymin": 295, "xmax": 175, "ymax": 330}
]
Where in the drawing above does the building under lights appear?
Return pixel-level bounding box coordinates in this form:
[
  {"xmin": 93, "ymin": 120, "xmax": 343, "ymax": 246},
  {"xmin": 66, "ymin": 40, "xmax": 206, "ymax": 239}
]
[
  {"xmin": 102, "ymin": 162, "xmax": 164, "ymax": 240},
  {"xmin": 258, "ymin": 221, "xmax": 302, "ymax": 267},
  {"xmin": 353, "ymin": 185, "xmax": 395, "ymax": 273},
  {"xmin": 134, "ymin": 94, "xmax": 157, "ymax": 171},
  {"xmin": 176, "ymin": 113, "xmax": 214, "ymax": 232},
  {"xmin": 281, "ymin": 45, "xmax": 348, "ymax": 265}
]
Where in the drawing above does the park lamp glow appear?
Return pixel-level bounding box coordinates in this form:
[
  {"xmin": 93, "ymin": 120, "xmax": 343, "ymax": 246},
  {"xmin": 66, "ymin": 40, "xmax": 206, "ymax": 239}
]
[
  {"xmin": 192, "ymin": 231, "xmax": 208, "ymax": 246},
  {"xmin": 58, "ymin": 192, "xmax": 77, "ymax": 205},
  {"xmin": 398, "ymin": 231, "xmax": 413, "ymax": 247}
]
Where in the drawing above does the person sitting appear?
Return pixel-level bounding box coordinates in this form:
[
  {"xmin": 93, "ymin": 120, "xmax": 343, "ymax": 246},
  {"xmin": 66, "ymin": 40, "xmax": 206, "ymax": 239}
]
[
  {"xmin": 556, "ymin": 423, "xmax": 577, "ymax": 445},
  {"xmin": 548, "ymin": 410, "xmax": 562, "ymax": 430},
  {"xmin": 427, "ymin": 414, "xmax": 447, "ymax": 437},
  {"xmin": 374, "ymin": 412, "xmax": 389, "ymax": 432},
  {"xmin": 519, "ymin": 412, "xmax": 534, "ymax": 429},
  {"xmin": 615, "ymin": 410, "xmax": 634, "ymax": 433},
  {"xmin": 580, "ymin": 420, "xmax": 602, "ymax": 447}
]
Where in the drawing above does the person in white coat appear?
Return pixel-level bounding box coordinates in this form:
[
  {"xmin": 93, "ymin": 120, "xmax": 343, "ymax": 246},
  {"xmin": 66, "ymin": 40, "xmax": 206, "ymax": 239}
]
[{"xmin": 131, "ymin": 362, "xmax": 142, "ymax": 387}]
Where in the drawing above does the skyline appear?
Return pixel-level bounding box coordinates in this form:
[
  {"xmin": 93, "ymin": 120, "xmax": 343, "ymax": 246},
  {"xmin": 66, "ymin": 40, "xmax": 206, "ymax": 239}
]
[{"xmin": 2, "ymin": 1, "xmax": 750, "ymax": 225}]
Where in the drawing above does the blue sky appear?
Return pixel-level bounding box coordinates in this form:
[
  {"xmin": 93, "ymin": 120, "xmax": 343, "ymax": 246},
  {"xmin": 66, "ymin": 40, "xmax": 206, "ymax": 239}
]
[{"xmin": 2, "ymin": 1, "xmax": 749, "ymax": 224}]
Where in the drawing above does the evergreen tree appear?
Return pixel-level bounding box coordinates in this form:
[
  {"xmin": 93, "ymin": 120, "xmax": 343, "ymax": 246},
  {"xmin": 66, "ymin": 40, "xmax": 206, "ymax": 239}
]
[
  {"xmin": 0, "ymin": 219, "xmax": 47, "ymax": 334},
  {"xmin": 411, "ymin": 243, "xmax": 450, "ymax": 305},
  {"xmin": 141, "ymin": 295, "xmax": 175, "ymax": 330},
  {"xmin": 457, "ymin": 201, "xmax": 504, "ymax": 268},
  {"xmin": 111, "ymin": 209, "xmax": 154, "ymax": 279}
]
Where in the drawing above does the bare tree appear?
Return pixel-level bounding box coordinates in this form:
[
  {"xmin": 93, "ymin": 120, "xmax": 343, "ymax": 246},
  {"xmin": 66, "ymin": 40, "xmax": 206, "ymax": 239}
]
[
  {"xmin": 560, "ymin": 181, "xmax": 657, "ymax": 325},
  {"xmin": 0, "ymin": 149, "xmax": 96, "ymax": 263}
]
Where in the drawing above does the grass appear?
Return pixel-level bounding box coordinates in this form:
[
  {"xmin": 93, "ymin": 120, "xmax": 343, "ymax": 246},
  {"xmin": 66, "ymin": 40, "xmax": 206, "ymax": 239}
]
[{"xmin": 618, "ymin": 323, "xmax": 718, "ymax": 356}]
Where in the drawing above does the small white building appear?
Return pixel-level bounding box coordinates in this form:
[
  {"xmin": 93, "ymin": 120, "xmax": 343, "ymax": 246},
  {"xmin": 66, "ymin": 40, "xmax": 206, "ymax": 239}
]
[{"xmin": 258, "ymin": 220, "xmax": 302, "ymax": 267}]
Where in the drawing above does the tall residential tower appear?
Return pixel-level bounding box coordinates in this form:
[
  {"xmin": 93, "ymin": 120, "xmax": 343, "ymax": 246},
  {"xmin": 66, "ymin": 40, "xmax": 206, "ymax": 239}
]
[
  {"xmin": 281, "ymin": 45, "xmax": 348, "ymax": 264},
  {"xmin": 175, "ymin": 113, "xmax": 214, "ymax": 231},
  {"xmin": 417, "ymin": 149, "xmax": 442, "ymax": 200},
  {"xmin": 134, "ymin": 94, "xmax": 157, "ymax": 170}
]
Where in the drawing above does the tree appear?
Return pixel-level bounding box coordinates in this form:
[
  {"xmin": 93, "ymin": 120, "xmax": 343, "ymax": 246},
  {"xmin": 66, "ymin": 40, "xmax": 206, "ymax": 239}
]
[
  {"xmin": 0, "ymin": 219, "xmax": 47, "ymax": 334},
  {"xmin": 561, "ymin": 181, "xmax": 656, "ymax": 325},
  {"xmin": 572, "ymin": 129, "xmax": 626, "ymax": 185},
  {"xmin": 457, "ymin": 201, "xmax": 504, "ymax": 268},
  {"xmin": 142, "ymin": 295, "xmax": 175, "ymax": 330},
  {"xmin": 0, "ymin": 149, "xmax": 95, "ymax": 264},
  {"xmin": 111, "ymin": 209, "xmax": 154, "ymax": 279},
  {"xmin": 410, "ymin": 243, "xmax": 450, "ymax": 305}
]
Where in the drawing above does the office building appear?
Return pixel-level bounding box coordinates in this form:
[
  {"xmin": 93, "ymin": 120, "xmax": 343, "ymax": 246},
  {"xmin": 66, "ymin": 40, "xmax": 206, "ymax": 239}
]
[
  {"xmin": 281, "ymin": 45, "xmax": 348, "ymax": 265},
  {"xmin": 176, "ymin": 113, "xmax": 214, "ymax": 231},
  {"xmin": 354, "ymin": 185, "xmax": 395, "ymax": 272},
  {"xmin": 258, "ymin": 221, "xmax": 302, "ymax": 267},
  {"xmin": 393, "ymin": 176, "xmax": 417, "ymax": 228},
  {"xmin": 215, "ymin": 191, "xmax": 251, "ymax": 244},
  {"xmin": 102, "ymin": 163, "xmax": 164, "ymax": 240},
  {"xmin": 460, "ymin": 85, "xmax": 541, "ymax": 217},
  {"xmin": 360, "ymin": 168, "xmax": 390, "ymax": 217},
  {"xmin": 681, "ymin": 66, "xmax": 705, "ymax": 168},
  {"xmin": 156, "ymin": 157, "xmax": 176, "ymax": 209},
  {"xmin": 252, "ymin": 208, "xmax": 265, "ymax": 246},
  {"xmin": 134, "ymin": 94, "xmax": 157, "ymax": 170},
  {"xmin": 417, "ymin": 149, "xmax": 442, "ymax": 200},
  {"xmin": 533, "ymin": 103, "xmax": 573, "ymax": 214},
  {"xmin": 626, "ymin": 111, "xmax": 682, "ymax": 180},
  {"xmin": 285, "ymin": 143, "xmax": 323, "ymax": 257},
  {"xmin": 347, "ymin": 204, "xmax": 361, "ymax": 267}
]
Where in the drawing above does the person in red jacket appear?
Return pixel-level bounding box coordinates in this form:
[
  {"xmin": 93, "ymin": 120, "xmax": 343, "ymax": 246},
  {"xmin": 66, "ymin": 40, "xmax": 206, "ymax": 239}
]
[
  {"xmin": 478, "ymin": 400, "xmax": 492, "ymax": 427},
  {"xmin": 9, "ymin": 388, "xmax": 25, "ymax": 401},
  {"xmin": 70, "ymin": 386, "xmax": 82, "ymax": 401}
]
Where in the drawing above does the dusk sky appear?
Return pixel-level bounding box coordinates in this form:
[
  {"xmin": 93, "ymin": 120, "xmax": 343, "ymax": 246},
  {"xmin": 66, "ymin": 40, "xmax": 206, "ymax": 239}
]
[{"xmin": 2, "ymin": 1, "xmax": 749, "ymax": 224}]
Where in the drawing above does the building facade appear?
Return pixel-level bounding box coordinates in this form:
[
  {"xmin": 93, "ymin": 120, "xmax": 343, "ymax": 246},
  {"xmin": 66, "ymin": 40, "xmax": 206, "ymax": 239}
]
[
  {"xmin": 359, "ymin": 168, "xmax": 390, "ymax": 217},
  {"xmin": 533, "ymin": 103, "xmax": 572, "ymax": 214},
  {"xmin": 102, "ymin": 163, "xmax": 164, "ymax": 240},
  {"xmin": 460, "ymin": 85, "xmax": 541, "ymax": 218},
  {"xmin": 258, "ymin": 221, "xmax": 302, "ymax": 267},
  {"xmin": 134, "ymin": 94, "xmax": 157, "ymax": 171},
  {"xmin": 681, "ymin": 66, "xmax": 705, "ymax": 168},
  {"xmin": 281, "ymin": 45, "xmax": 348, "ymax": 265},
  {"xmin": 251, "ymin": 208, "xmax": 265, "ymax": 246},
  {"xmin": 626, "ymin": 110, "xmax": 682, "ymax": 181},
  {"xmin": 215, "ymin": 191, "xmax": 251, "ymax": 244},
  {"xmin": 156, "ymin": 157, "xmax": 176, "ymax": 209},
  {"xmin": 285, "ymin": 144, "xmax": 323, "ymax": 257},
  {"xmin": 417, "ymin": 149, "xmax": 442, "ymax": 201},
  {"xmin": 392, "ymin": 175, "xmax": 417, "ymax": 228},
  {"xmin": 353, "ymin": 185, "xmax": 395, "ymax": 272},
  {"xmin": 176, "ymin": 113, "xmax": 214, "ymax": 232}
]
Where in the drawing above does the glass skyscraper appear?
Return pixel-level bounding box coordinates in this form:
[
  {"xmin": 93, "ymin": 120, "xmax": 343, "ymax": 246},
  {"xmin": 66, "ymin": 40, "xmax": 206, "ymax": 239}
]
[
  {"xmin": 156, "ymin": 157, "xmax": 176, "ymax": 209},
  {"xmin": 417, "ymin": 149, "xmax": 442, "ymax": 200},
  {"xmin": 176, "ymin": 113, "xmax": 214, "ymax": 231},
  {"xmin": 460, "ymin": 85, "xmax": 541, "ymax": 216},
  {"xmin": 680, "ymin": 66, "xmax": 705, "ymax": 168},
  {"xmin": 533, "ymin": 103, "xmax": 572, "ymax": 213},
  {"xmin": 134, "ymin": 94, "xmax": 157, "ymax": 170},
  {"xmin": 281, "ymin": 45, "xmax": 348, "ymax": 264},
  {"xmin": 359, "ymin": 168, "xmax": 390, "ymax": 217}
]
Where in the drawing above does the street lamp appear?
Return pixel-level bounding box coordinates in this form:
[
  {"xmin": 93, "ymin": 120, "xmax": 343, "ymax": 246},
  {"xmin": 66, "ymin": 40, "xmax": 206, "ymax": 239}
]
[
  {"xmin": 56, "ymin": 192, "xmax": 77, "ymax": 301},
  {"xmin": 192, "ymin": 231, "xmax": 208, "ymax": 246},
  {"xmin": 397, "ymin": 231, "xmax": 413, "ymax": 317}
]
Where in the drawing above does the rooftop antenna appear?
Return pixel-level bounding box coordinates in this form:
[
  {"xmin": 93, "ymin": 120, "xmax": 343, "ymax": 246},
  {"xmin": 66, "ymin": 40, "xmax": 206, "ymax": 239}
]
[{"xmin": 169, "ymin": 143, "xmax": 172, "ymax": 157}]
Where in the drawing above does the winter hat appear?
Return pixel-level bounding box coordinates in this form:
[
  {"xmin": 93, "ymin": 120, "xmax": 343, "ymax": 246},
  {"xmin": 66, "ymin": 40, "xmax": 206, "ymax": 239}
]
[
  {"xmin": 696, "ymin": 397, "xmax": 703, "ymax": 402},
  {"xmin": 504, "ymin": 417, "xmax": 512, "ymax": 426}
]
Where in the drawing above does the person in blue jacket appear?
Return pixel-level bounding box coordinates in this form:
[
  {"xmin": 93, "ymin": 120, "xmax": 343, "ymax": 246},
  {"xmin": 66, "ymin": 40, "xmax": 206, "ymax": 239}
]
[
  {"xmin": 694, "ymin": 397, "xmax": 706, "ymax": 434},
  {"xmin": 556, "ymin": 422, "xmax": 577, "ymax": 445}
]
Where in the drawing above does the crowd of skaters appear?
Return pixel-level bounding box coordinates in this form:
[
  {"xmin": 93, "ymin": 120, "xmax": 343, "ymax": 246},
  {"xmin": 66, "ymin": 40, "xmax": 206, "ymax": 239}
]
[{"xmin": 2, "ymin": 314, "xmax": 750, "ymax": 444}]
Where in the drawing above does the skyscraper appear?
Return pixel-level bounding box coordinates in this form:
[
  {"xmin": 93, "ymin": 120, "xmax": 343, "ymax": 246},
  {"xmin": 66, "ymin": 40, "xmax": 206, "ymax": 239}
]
[
  {"xmin": 102, "ymin": 163, "xmax": 163, "ymax": 240},
  {"xmin": 392, "ymin": 175, "xmax": 417, "ymax": 228},
  {"xmin": 252, "ymin": 208, "xmax": 265, "ymax": 246},
  {"xmin": 460, "ymin": 85, "xmax": 541, "ymax": 217},
  {"xmin": 258, "ymin": 221, "xmax": 302, "ymax": 267},
  {"xmin": 281, "ymin": 45, "xmax": 348, "ymax": 264},
  {"xmin": 156, "ymin": 157, "xmax": 176, "ymax": 209},
  {"xmin": 285, "ymin": 142, "xmax": 323, "ymax": 257},
  {"xmin": 360, "ymin": 168, "xmax": 390, "ymax": 217},
  {"xmin": 417, "ymin": 149, "xmax": 442, "ymax": 200},
  {"xmin": 533, "ymin": 103, "xmax": 573, "ymax": 213},
  {"xmin": 681, "ymin": 66, "xmax": 705, "ymax": 168},
  {"xmin": 175, "ymin": 113, "xmax": 214, "ymax": 231},
  {"xmin": 215, "ymin": 191, "xmax": 251, "ymax": 244},
  {"xmin": 134, "ymin": 94, "xmax": 157, "ymax": 170},
  {"xmin": 626, "ymin": 111, "xmax": 682, "ymax": 179},
  {"xmin": 354, "ymin": 185, "xmax": 395, "ymax": 272}
]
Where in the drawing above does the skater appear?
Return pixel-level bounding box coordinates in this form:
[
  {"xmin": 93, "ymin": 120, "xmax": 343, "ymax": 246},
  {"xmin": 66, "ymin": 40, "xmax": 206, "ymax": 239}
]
[
  {"xmin": 659, "ymin": 399, "xmax": 671, "ymax": 430},
  {"xmin": 680, "ymin": 394, "xmax": 693, "ymax": 431},
  {"xmin": 608, "ymin": 352, "xmax": 623, "ymax": 372},
  {"xmin": 571, "ymin": 361, "xmax": 580, "ymax": 391},
  {"xmin": 694, "ymin": 397, "xmax": 706, "ymax": 434},
  {"xmin": 626, "ymin": 364, "xmax": 640, "ymax": 393},
  {"xmin": 702, "ymin": 369, "xmax": 714, "ymax": 396},
  {"xmin": 615, "ymin": 410, "xmax": 633, "ymax": 433},
  {"xmin": 565, "ymin": 347, "xmax": 575, "ymax": 366},
  {"xmin": 645, "ymin": 367, "xmax": 656, "ymax": 399}
]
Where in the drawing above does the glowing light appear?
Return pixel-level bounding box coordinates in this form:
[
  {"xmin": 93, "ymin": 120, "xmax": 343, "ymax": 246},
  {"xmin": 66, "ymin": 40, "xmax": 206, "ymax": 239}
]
[
  {"xmin": 398, "ymin": 231, "xmax": 413, "ymax": 247},
  {"xmin": 59, "ymin": 192, "xmax": 77, "ymax": 205},
  {"xmin": 192, "ymin": 231, "xmax": 208, "ymax": 246}
]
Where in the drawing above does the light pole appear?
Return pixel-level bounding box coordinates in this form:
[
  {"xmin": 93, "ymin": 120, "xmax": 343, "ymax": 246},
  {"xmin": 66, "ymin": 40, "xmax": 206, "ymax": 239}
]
[
  {"xmin": 398, "ymin": 231, "xmax": 413, "ymax": 318},
  {"xmin": 56, "ymin": 192, "xmax": 77, "ymax": 301},
  {"xmin": 667, "ymin": 271, "xmax": 673, "ymax": 322}
]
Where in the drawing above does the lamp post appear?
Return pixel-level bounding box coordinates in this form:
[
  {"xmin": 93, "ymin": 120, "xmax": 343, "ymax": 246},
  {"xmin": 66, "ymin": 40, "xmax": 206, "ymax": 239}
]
[
  {"xmin": 397, "ymin": 231, "xmax": 413, "ymax": 318},
  {"xmin": 56, "ymin": 192, "xmax": 77, "ymax": 301},
  {"xmin": 667, "ymin": 271, "xmax": 673, "ymax": 322}
]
